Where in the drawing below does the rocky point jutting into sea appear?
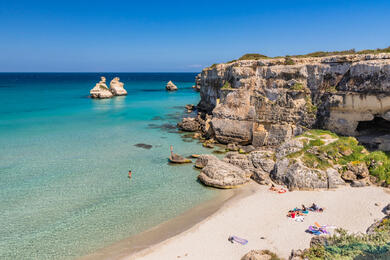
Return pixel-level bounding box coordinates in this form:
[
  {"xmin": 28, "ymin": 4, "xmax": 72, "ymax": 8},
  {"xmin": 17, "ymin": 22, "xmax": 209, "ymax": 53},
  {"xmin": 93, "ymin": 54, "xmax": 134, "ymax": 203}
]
[{"xmin": 178, "ymin": 53, "xmax": 390, "ymax": 190}]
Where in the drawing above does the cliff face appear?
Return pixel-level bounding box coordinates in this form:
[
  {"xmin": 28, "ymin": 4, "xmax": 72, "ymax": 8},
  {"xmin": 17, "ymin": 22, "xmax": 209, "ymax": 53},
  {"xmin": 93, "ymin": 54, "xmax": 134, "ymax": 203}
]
[{"xmin": 196, "ymin": 54, "xmax": 390, "ymax": 149}]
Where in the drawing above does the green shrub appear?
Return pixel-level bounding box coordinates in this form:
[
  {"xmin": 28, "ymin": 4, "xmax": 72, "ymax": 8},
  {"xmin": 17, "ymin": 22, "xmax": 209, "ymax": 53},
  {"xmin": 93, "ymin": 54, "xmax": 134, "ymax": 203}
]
[
  {"xmin": 238, "ymin": 53, "xmax": 268, "ymax": 60},
  {"xmin": 223, "ymin": 46, "xmax": 390, "ymax": 65},
  {"xmin": 325, "ymin": 86, "xmax": 337, "ymax": 93},
  {"xmin": 290, "ymin": 82, "xmax": 305, "ymax": 91},
  {"xmin": 284, "ymin": 56, "xmax": 295, "ymax": 65},
  {"xmin": 309, "ymin": 139, "xmax": 325, "ymax": 147},
  {"xmin": 303, "ymin": 226, "xmax": 390, "ymax": 259},
  {"xmin": 305, "ymin": 96, "xmax": 317, "ymax": 114},
  {"xmin": 221, "ymin": 81, "xmax": 232, "ymax": 89}
]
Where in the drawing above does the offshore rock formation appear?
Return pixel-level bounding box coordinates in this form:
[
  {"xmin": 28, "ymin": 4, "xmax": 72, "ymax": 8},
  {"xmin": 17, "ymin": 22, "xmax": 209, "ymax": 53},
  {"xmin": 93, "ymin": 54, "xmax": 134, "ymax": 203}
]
[
  {"xmin": 166, "ymin": 81, "xmax": 178, "ymax": 91},
  {"xmin": 194, "ymin": 53, "xmax": 390, "ymax": 150},
  {"xmin": 109, "ymin": 77, "xmax": 127, "ymax": 96},
  {"xmin": 90, "ymin": 77, "xmax": 113, "ymax": 99}
]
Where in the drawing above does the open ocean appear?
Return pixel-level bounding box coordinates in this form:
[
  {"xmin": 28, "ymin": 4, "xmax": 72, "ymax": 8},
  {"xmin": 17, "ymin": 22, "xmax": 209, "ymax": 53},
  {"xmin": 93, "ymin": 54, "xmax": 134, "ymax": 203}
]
[{"xmin": 0, "ymin": 73, "xmax": 218, "ymax": 259}]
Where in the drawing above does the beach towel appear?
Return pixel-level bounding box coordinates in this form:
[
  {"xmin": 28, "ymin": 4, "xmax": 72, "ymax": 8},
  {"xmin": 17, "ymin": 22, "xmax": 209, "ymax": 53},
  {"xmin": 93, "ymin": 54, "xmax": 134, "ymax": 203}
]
[
  {"xmin": 295, "ymin": 216, "xmax": 304, "ymax": 222},
  {"xmin": 307, "ymin": 226, "xmax": 322, "ymax": 235},
  {"xmin": 228, "ymin": 236, "xmax": 248, "ymax": 245}
]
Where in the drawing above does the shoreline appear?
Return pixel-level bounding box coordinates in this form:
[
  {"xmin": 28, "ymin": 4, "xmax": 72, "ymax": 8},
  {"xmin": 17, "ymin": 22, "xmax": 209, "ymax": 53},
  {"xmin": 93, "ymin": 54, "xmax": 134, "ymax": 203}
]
[
  {"xmin": 130, "ymin": 185, "xmax": 390, "ymax": 260},
  {"xmin": 79, "ymin": 182, "xmax": 258, "ymax": 260}
]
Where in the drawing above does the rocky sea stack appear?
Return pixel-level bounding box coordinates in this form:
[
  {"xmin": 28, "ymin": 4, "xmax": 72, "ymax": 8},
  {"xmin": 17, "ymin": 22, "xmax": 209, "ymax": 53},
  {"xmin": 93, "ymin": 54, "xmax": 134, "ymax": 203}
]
[
  {"xmin": 109, "ymin": 77, "xmax": 127, "ymax": 96},
  {"xmin": 166, "ymin": 80, "xmax": 178, "ymax": 91},
  {"xmin": 90, "ymin": 76, "xmax": 127, "ymax": 99},
  {"xmin": 90, "ymin": 76, "xmax": 113, "ymax": 99}
]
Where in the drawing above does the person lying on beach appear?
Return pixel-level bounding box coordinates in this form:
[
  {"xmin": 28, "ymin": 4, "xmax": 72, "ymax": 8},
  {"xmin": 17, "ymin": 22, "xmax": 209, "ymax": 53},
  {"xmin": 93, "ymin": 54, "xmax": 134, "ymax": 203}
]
[
  {"xmin": 269, "ymin": 184, "xmax": 287, "ymax": 193},
  {"xmin": 270, "ymin": 184, "xmax": 277, "ymax": 191},
  {"xmin": 309, "ymin": 203, "xmax": 318, "ymax": 211},
  {"xmin": 308, "ymin": 203, "xmax": 324, "ymax": 212}
]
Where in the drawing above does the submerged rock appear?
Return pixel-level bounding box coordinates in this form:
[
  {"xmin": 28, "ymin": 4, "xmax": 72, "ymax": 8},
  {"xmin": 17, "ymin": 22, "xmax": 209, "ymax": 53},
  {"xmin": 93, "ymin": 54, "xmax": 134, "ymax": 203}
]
[
  {"xmin": 109, "ymin": 77, "xmax": 127, "ymax": 96},
  {"xmin": 90, "ymin": 77, "xmax": 113, "ymax": 99},
  {"xmin": 134, "ymin": 143, "xmax": 152, "ymax": 149},
  {"xmin": 166, "ymin": 81, "xmax": 178, "ymax": 91}
]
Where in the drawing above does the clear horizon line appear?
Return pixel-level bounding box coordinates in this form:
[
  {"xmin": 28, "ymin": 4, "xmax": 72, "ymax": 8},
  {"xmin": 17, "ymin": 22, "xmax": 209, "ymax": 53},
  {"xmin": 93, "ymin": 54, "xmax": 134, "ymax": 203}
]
[{"xmin": 0, "ymin": 71, "xmax": 201, "ymax": 73}]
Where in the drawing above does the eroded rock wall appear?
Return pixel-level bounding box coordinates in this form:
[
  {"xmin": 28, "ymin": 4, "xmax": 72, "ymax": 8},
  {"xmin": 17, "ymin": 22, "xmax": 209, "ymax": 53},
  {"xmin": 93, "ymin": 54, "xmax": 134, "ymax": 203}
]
[{"xmin": 196, "ymin": 54, "xmax": 390, "ymax": 148}]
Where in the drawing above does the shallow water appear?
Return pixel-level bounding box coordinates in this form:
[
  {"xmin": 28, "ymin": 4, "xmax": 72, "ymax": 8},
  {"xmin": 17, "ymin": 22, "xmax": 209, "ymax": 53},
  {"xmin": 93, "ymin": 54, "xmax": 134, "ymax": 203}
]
[{"xmin": 0, "ymin": 73, "xmax": 218, "ymax": 259}]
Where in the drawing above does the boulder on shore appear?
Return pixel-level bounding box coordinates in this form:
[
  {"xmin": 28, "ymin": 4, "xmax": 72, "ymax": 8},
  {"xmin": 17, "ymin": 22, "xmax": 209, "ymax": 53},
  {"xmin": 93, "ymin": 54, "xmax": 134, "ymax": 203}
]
[
  {"xmin": 198, "ymin": 156, "xmax": 249, "ymax": 188},
  {"xmin": 109, "ymin": 77, "xmax": 127, "ymax": 96},
  {"xmin": 194, "ymin": 154, "xmax": 218, "ymax": 169},
  {"xmin": 166, "ymin": 81, "xmax": 178, "ymax": 91},
  {"xmin": 241, "ymin": 250, "xmax": 280, "ymax": 260},
  {"xmin": 270, "ymin": 132, "xmax": 346, "ymax": 190},
  {"xmin": 177, "ymin": 117, "xmax": 201, "ymax": 132},
  {"xmin": 90, "ymin": 77, "xmax": 114, "ymax": 99}
]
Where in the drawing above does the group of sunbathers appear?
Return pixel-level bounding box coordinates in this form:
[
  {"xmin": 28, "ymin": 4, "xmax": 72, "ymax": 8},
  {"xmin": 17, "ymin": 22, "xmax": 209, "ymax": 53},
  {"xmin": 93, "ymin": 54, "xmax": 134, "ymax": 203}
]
[{"xmin": 287, "ymin": 203, "xmax": 324, "ymax": 219}]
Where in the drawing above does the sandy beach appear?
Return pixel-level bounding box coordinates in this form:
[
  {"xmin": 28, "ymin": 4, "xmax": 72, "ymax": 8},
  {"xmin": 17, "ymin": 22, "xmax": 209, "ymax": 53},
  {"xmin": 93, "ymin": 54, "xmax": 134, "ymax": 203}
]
[{"xmin": 129, "ymin": 183, "xmax": 390, "ymax": 260}]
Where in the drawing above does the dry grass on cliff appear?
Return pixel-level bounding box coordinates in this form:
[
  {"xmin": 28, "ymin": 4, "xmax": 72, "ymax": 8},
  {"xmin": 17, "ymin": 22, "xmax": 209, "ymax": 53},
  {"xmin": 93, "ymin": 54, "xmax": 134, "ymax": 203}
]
[{"xmin": 222, "ymin": 46, "xmax": 390, "ymax": 65}]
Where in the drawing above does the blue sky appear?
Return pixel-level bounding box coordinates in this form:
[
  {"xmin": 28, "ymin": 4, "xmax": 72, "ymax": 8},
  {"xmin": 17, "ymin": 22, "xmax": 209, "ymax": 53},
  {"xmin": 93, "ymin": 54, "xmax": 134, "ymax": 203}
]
[{"xmin": 0, "ymin": 0, "xmax": 389, "ymax": 72}]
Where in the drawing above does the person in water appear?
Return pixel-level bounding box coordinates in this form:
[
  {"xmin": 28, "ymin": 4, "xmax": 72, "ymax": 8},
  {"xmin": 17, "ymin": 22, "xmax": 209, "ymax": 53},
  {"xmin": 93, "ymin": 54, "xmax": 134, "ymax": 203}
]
[{"xmin": 128, "ymin": 170, "xmax": 132, "ymax": 178}]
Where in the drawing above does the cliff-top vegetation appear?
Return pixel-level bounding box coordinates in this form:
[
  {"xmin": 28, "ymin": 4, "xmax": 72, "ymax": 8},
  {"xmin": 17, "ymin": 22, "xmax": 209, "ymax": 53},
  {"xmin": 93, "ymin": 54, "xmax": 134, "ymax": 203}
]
[{"xmin": 218, "ymin": 46, "xmax": 390, "ymax": 66}]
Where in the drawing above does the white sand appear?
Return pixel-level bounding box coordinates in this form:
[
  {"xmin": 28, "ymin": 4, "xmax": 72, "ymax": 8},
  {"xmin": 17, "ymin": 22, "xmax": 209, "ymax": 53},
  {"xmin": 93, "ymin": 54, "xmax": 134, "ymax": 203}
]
[{"xmin": 128, "ymin": 184, "xmax": 390, "ymax": 260}]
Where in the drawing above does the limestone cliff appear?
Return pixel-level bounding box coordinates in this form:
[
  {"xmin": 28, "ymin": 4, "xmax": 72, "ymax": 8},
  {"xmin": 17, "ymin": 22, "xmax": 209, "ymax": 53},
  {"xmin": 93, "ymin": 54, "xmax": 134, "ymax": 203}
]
[{"xmin": 195, "ymin": 54, "xmax": 390, "ymax": 150}]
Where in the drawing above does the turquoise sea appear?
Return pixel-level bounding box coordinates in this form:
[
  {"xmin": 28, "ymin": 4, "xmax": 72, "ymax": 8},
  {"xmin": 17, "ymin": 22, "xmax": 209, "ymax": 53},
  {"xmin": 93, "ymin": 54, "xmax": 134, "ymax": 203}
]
[{"xmin": 0, "ymin": 73, "xmax": 218, "ymax": 259}]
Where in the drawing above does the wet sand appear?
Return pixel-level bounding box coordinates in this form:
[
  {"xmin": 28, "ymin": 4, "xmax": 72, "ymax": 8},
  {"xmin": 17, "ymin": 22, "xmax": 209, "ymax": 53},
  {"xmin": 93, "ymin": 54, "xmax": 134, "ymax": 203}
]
[{"xmin": 79, "ymin": 183, "xmax": 257, "ymax": 260}]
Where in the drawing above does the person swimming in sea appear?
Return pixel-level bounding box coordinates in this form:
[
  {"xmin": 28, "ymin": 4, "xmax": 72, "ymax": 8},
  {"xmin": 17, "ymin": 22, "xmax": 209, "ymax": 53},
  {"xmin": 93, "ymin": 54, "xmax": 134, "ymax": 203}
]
[{"xmin": 128, "ymin": 170, "xmax": 132, "ymax": 178}]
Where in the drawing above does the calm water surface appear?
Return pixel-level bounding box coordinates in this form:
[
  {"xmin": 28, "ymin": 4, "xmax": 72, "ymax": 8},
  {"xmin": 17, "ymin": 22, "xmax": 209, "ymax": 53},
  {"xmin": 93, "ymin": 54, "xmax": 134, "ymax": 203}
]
[{"xmin": 0, "ymin": 73, "xmax": 218, "ymax": 259}]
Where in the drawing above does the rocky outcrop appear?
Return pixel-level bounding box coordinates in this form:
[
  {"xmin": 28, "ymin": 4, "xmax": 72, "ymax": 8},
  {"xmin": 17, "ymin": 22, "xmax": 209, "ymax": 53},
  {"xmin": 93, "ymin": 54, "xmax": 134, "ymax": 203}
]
[
  {"xmin": 272, "ymin": 158, "xmax": 344, "ymax": 190},
  {"xmin": 366, "ymin": 215, "xmax": 390, "ymax": 234},
  {"xmin": 196, "ymin": 54, "xmax": 390, "ymax": 150},
  {"xmin": 177, "ymin": 117, "xmax": 201, "ymax": 132},
  {"xmin": 166, "ymin": 81, "xmax": 178, "ymax": 91},
  {"xmin": 197, "ymin": 155, "xmax": 250, "ymax": 188},
  {"xmin": 241, "ymin": 250, "xmax": 280, "ymax": 260},
  {"xmin": 383, "ymin": 203, "xmax": 390, "ymax": 215},
  {"xmin": 270, "ymin": 132, "xmax": 346, "ymax": 190},
  {"xmin": 109, "ymin": 77, "xmax": 127, "ymax": 96},
  {"xmin": 194, "ymin": 154, "xmax": 218, "ymax": 169},
  {"xmin": 90, "ymin": 77, "xmax": 114, "ymax": 99}
]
